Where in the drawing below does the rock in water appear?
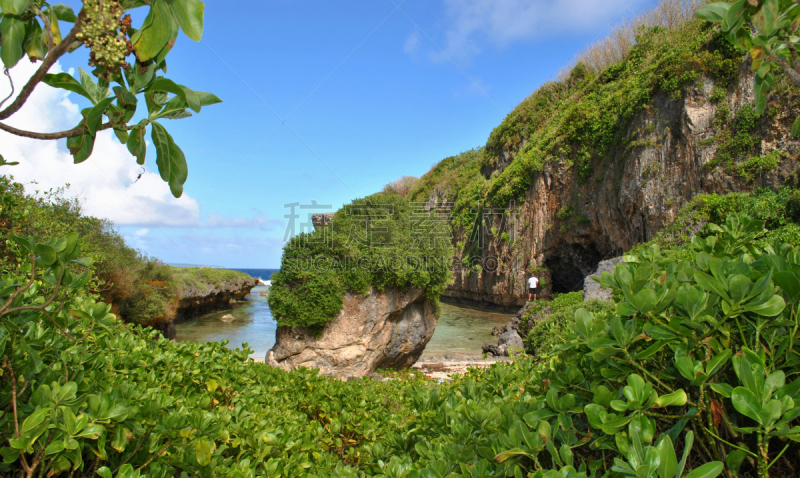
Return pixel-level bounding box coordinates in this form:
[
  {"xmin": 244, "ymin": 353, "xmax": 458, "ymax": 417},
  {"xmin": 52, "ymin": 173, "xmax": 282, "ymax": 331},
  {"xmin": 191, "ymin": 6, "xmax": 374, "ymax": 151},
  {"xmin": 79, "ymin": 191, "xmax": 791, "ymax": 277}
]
[
  {"xmin": 220, "ymin": 314, "xmax": 235, "ymax": 323},
  {"xmin": 583, "ymin": 256, "xmax": 625, "ymax": 301},
  {"xmin": 266, "ymin": 288, "xmax": 436, "ymax": 379},
  {"xmin": 482, "ymin": 329, "xmax": 524, "ymax": 357}
]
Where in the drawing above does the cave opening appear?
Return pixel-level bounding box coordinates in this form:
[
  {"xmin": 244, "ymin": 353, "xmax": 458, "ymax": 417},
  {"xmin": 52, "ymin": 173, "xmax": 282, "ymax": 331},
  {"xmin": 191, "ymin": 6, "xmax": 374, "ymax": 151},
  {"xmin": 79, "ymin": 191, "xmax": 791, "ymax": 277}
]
[{"xmin": 545, "ymin": 243, "xmax": 604, "ymax": 293}]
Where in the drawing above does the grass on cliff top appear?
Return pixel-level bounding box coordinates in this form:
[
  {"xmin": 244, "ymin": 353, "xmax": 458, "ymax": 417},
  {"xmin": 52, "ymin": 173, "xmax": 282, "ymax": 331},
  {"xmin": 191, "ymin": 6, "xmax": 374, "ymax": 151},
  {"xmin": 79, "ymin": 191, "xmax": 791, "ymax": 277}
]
[
  {"xmin": 268, "ymin": 191, "xmax": 454, "ymax": 330},
  {"xmin": 171, "ymin": 266, "xmax": 254, "ymax": 290}
]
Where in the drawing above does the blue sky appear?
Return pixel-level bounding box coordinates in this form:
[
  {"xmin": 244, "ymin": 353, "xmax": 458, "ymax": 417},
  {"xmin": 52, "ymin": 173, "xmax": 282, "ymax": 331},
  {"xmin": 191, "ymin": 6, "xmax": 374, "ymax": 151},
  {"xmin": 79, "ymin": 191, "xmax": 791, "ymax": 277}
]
[{"xmin": 0, "ymin": 0, "xmax": 662, "ymax": 268}]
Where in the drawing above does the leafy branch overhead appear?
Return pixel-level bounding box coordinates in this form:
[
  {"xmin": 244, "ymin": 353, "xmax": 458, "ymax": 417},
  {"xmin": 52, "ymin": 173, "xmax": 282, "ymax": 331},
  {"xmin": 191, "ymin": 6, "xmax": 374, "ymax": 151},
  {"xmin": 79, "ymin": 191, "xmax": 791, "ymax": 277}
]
[
  {"xmin": 0, "ymin": 0, "xmax": 220, "ymax": 197},
  {"xmin": 696, "ymin": 0, "xmax": 800, "ymax": 135}
]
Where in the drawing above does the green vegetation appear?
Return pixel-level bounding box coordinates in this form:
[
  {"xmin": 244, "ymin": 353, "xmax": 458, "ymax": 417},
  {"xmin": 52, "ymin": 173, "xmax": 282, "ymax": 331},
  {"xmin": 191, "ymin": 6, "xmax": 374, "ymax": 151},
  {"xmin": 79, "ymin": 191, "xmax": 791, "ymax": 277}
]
[
  {"xmin": 170, "ymin": 267, "xmax": 252, "ymax": 290},
  {"xmin": 522, "ymin": 292, "xmax": 615, "ymax": 356},
  {"xmin": 0, "ymin": 1, "xmax": 219, "ymax": 196},
  {"xmin": 7, "ymin": 197, "xmax": 800, "ymax": 476},
  {"xmin": 0, "ymin": 177, "xmax": 248, "ymax": 327},
  {"xmin": 630, "ymin": 187, "xmax": 800, "ymax": 257},
  {"xmin": 697, "ymin": 1, "xmax": 800, "ymax": 134},
  {"xmin": 268, "ymin": 192, "xmax": 454, "ymax": 330}
]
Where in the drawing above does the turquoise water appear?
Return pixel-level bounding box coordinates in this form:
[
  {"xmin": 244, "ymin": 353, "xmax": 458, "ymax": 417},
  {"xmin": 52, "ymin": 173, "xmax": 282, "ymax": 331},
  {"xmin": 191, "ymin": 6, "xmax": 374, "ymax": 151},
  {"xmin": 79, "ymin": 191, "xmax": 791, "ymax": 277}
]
[{"xmin": 174, "ymin": 287, "xmax": 515, "ymax": 359}]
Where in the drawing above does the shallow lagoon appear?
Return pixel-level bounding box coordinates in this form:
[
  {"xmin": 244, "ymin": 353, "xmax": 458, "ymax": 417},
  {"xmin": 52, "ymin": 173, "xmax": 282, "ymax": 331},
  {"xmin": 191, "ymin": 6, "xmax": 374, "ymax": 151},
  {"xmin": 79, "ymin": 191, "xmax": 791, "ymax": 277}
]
[{"xmin": 175, "ymin": 286, "xmax": 515, "ymax": 359}]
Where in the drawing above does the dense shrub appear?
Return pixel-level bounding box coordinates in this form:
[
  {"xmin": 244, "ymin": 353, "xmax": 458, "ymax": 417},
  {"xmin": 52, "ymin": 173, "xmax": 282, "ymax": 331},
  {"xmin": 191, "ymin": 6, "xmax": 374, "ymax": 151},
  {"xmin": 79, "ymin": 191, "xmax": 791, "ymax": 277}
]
[
  {"xmin": 0, "ymin": 177, "xmax": 248, "ymax": 327},
  {"xmin": 522, "ymin": 293, "xmax": 614, "ymax": 356},
  {"xmin": 269, "ymin": 192, "xmax": 454, "ymax": 329},
  {"xmin": 631, "ymin": 188, "xmax": 800, "ymax": 257},
  {"xmin": 6, "ymin": 199, "xmax": 800, "ymax": 477}
]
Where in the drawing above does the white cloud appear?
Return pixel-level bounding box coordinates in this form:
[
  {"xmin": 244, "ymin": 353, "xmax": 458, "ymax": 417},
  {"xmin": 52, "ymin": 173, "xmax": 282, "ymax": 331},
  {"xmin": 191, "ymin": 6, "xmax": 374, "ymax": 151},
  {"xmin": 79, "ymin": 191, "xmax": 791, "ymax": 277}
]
[
  {"xmin": 134, "ymin": 228, "xmax": 149, "ymax": 237},
  {"xmin": 429, "ymin": 0, "xmax": 648, "ymax": 62},
  {"xmin": 403, "ymin": 31, "xmax": 422, "ymax": 57},
  {"xmin": 0, "ymin": 60, "xmax": 276, "ymax": 233}
]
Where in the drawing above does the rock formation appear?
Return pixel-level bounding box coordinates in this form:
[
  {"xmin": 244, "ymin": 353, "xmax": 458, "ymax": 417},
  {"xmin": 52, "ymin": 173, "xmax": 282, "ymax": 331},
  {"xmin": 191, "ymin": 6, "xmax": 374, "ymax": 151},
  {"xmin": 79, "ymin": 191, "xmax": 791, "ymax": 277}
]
[
  {"xmin": 266, "ymin": 287, "xmax": 436, "ymax": 379},
  {"xmin": 152, "ymin": 274, "xmax": 259, "ymax": 339},
  {"xmin": 583, "ymin": 257, "xmax": 625, "ymax": 301},
  {"xmin": 174, "ymin": 275, "xmax": 259, "ymax": 322},
  {"xmin": 482, "ymin": 329, "xmax": 524, "ymax": 357},
  {"xmin": 432, "ymin": 63, "xmax": 800, "ymax": 308}
]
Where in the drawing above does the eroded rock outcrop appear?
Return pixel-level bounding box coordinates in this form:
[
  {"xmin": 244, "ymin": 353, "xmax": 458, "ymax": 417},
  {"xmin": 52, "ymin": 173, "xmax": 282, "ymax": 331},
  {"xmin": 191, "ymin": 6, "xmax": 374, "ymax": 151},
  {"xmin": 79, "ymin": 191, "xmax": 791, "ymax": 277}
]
[
  {"xmin": 174, "ymin": 275, "xmax": 259, "ymax": 322},
  {"xmin": 266, "ymin": 288, "xmax": 436, "ymax": 379},
  {"xmin": 583, "ymin": 257, "xmax": 625, "ymax": 301}
]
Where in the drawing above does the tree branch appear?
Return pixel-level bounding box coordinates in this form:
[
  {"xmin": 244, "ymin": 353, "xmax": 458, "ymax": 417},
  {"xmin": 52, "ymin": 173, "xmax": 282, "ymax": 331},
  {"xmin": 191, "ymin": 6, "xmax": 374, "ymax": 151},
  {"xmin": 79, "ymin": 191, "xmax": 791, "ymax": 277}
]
[
  {"xmin": 774, "ymin": 57, "xmax": 800, "ymax": 86},
  {"xmin": 0, "ymin": 257, "xmax": 37, "ymax": 317},
  {"xmin": 0, "ymin": 9, "xmax": 85, "ymax": 122},
  {"xmin": 0, "ymin": 120, "xmax": 115, "ymax": 140}
]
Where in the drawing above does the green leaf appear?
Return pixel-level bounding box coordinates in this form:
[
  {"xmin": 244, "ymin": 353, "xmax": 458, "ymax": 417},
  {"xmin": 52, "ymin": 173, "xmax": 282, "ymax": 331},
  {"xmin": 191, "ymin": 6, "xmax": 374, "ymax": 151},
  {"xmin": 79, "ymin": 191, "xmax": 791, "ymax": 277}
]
[
  {"xmin": 127, "ymin": 126, "xmax": 147, "ymax": 165},
  {"xmin": 732, "ymin": 387, "xmax": 763, "ymax": 424},
  {"xmin": 149, "ymin": 77, "xmax": 201, "ymax": 112},
  {"xmin": 0, "ymin": 153, "xmax": 19, "ymax": 166},
  {"xmin": 23, "ymin": 19, "xmax": 46, "ymax": 61},
  {"xmin": 196, "ymin": 91, "xmax": 222, "ymax": 106},
  {"xmin": 653, "ymin": 390, "xmax": 688, "ymax": 408},
  {"xmin": 167, "ymin": 0, "xmax": 204, "ymax": 41},
  {"xmin": 0, "ymin": 0, "xmax": 30, "ymax": 16},
  {"xmin": 655, "ymin": 435, "xmax": 678, "ymax": 478},
  {"xmin": 111, "ymin": 427, "xmax": 128, "ymax": 453},
  {"xmin": 693, "ymin": 270, "xmax": 731, "ymax": 302},
  {"xmin": 67, "ymin": 130, "xmax": 96, "ymax": 164},
  {"xmin": 792, "ymin": 115, "xmax": 800, "ymax": 137},
  {"xmin": 51, "ymin": 4, "xmax": 76, "ymax": 22},
  {"xmin": 42, "ymin": 73, "xmax": 93, "ymax": 101},
  {"xmin": 0, "ymin": 15, "xmax": 26, "ymax": 68},
  {"xmin": 725, "ymin": 449, "xmax": 747, "ymax": 475},
  {"xmin": 34, "ymin": 243, "xmax": 56, "ymax": 266},
  {"xmin": 133, "ymin": 0, "xmax": 175, "ymax": 62},
  {"xmin": 151, "ymin": 121, "xmax": 188, "ymax": 197},
  {"xmin": 742, "ymin": 294, "xmax": 785, "ymax": 316},
  {"xmin": 695, "ymin": 2, "xmax": 731, "ymax": 23},
  {"xmin": 636, "ymin": 340, "xmax": 668, "ymax": 360},
  {"xmin": 721, "ymin": 0, "xmax": 749, "ymax": 33},
  {"xmin": 195, "ymin": 438, "xmax": 213, "ymax": 466},
  {"xmin": 21, "ymin": 408, "xmax": 48, "ymax": 434},
  {"xmin": 685, "ymin": 462, "xmax": 724, "ymax": 478},
  {"xmin": 85, "ymin": 98, "xmax": 114, "ymax": 135}
]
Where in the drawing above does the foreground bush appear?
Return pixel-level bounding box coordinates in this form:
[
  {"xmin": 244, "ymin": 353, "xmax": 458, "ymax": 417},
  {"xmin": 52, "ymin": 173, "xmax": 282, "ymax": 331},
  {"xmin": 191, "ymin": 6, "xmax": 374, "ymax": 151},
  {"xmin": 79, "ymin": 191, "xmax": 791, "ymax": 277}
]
[{"xmin": 522, "ymin": 292, "xmax": 614, "ymax": 356}]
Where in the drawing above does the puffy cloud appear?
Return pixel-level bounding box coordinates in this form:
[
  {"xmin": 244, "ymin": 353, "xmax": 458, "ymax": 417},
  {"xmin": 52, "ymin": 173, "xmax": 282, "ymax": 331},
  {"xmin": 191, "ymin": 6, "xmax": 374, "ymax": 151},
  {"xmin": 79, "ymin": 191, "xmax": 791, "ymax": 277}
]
[{"xmin": 424, "ymin": 0, "xmax": 648, "ymax": 62}]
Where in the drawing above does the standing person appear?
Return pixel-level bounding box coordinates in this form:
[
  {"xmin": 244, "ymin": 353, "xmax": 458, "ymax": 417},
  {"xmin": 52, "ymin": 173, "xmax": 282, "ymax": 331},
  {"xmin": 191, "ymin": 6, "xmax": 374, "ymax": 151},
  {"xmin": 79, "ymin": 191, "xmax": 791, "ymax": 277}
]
[{"xmin": 528, "ymin": 274, "xmax": 539, "ymax": 302}]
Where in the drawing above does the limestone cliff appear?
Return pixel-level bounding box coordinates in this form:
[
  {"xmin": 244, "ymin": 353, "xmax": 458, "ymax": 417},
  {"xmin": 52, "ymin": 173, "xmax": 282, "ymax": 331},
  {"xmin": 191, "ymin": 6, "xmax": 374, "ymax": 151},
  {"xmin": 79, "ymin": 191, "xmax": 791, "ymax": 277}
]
[
  {"xmin": 420, "ymin": 60, "xmax": 800, "ymax": 309},
  {"xmin": 267, "ymin": 287, "xmax": 436, "ymax": 379}
]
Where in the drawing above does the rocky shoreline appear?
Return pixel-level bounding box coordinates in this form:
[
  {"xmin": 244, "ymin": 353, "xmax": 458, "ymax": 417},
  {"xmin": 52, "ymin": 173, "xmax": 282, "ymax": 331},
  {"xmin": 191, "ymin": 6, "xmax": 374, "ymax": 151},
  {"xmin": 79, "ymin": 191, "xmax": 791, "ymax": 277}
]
[{"xmin": 152, "ymin": 272, "xmax": 259, "ymax": 339}]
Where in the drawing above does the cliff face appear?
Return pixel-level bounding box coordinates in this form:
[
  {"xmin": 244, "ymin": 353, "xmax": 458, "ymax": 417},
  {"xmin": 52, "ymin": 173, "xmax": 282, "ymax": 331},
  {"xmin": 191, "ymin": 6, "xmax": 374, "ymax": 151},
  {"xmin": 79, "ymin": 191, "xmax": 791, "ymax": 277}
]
[
  {"xmin": 432, "ymin": 63, "xmax": 800, "ymax": 309},
  {"xmin": 267, "ymin": 287, "xmax": 436, "ymax": 379}
]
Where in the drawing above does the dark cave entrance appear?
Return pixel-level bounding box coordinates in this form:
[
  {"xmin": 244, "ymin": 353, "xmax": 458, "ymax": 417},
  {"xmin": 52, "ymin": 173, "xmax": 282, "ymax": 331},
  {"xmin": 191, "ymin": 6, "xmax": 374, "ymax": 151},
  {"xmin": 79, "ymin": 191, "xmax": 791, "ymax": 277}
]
[{"xmin": 545, "ymin": 243, "xmax": 604, "ymax": 293}]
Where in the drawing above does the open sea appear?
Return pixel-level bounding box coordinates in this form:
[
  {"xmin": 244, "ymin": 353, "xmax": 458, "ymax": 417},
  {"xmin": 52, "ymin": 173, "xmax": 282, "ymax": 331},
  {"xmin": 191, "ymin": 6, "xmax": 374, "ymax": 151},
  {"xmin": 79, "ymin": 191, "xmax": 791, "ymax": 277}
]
[{"xmin": 174, "ymin": 268, "xmax": 514, "ymax": 360}]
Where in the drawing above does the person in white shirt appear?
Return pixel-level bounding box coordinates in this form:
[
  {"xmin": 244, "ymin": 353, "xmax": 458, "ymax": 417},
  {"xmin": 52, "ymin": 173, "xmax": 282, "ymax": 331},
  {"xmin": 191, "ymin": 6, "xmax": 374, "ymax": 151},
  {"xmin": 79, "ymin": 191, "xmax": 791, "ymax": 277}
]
[{"xmin": 528, "ymin": 275, "xmax": 539, "ymax": 302}]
